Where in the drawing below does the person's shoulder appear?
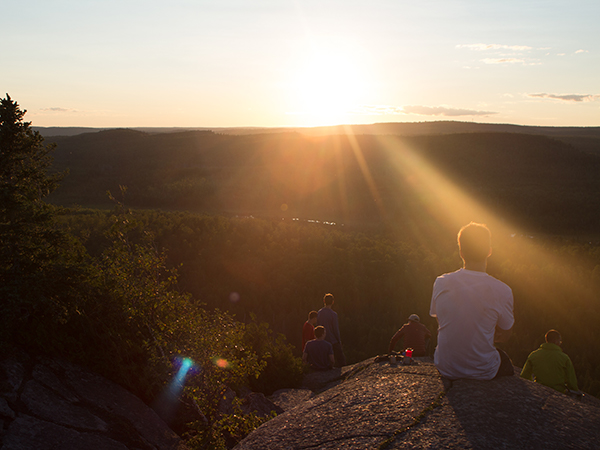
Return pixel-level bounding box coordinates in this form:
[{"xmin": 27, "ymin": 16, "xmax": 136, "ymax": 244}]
[
  {"xmin": 436, "ymin": 269, "xmax": 459, "ymax": 278},
  {"xmin": 304, "ymin": 339, "xmax": 317, "ymax": 348},
  {"xmin": 433, "ymin": 269, "xmax": 462, "ymax": 290},
  {"xmin": 435, "ymin": 268, "xmax": 463, "ymax": 281},
  {"xmin": 484, "ymin": 273, "xmax": 512, "ymax": 293}
]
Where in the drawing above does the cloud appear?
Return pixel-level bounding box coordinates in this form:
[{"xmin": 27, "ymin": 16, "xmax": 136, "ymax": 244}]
[
  {"xmin": 456, "ymin": 43, "xmax": 533, "ymax": 51},
  {"xmin": 481, "ymin": 58, "xmax": 526, "ymax": 65},
  {"xmin": 350, "ymin": 105, "xmax": 405, "ymax": 115},
  {"xmin": 402, "ymin": 105, "xmax": 497, "ymax": 117},
  {"xmin": 40, "ymin": 107, "xmax": 76, "ymax": 113},
  {"xmin": 575, "ymin": 49, "xmax": 588, "ymax": 54},
  {"xmin": 352, "ymin": 105, "xmax": 497, "ymax": 117},
  {"xmin": 527, "ymin": 93, "xmax": 599, "ymax": 102},
  {"xmin": 457, "ymin": 43, "xmax": 541, "ymax": 66}
]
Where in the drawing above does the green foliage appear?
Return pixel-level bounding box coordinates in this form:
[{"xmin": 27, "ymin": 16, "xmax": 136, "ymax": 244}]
[
  {"xmin": 62, "ymin": 208, "xmax": 600, "ymax": 400},
  {"xmin": 0, "ymin": 96, "xmax": 303, "ymax": 448},
  {"xmin": 244, "ymin": 315, "xmax": 304, "ymax": 395},
  {"xmin": 0, "ymin": 94, "xmax": 81, "ymax": 348},
  {"xmin": 185, "ymin": 400, "xmax": 274, "ymax": 450}
]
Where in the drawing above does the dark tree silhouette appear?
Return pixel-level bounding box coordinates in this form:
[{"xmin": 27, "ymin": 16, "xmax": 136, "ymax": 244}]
[{"xmin": 0, "ymin": 94, "xmax": 70, "ymax": 344}]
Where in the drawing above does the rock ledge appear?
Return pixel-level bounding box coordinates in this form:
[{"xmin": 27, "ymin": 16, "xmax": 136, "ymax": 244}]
[{"xmin": 239, "ymin": 358, "xmax": 600, "ymax": 449}]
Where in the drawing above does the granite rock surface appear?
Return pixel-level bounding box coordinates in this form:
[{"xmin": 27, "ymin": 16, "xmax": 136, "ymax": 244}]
[
  {"xmin": 0, "ymin": 352, "xmax": 182, "ymax": 450},
  {"xmin": 236, "ymin": 357, "xmax": 600, "ymax": 450}
]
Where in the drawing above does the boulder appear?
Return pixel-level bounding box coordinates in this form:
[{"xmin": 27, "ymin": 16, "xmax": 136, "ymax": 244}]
[
  {"xmin": 0, "ymin": 352, "xmax": 183, "ymax": 449},
  {"xmin": 234, "ymin": 358, "xmax": 600, "ymax": 449},
  {"xmin": 241, "ymin": 393, "xmax": 283, "ymax": 418},
  {"xmin": 268, "ymin": 389, "xmax": 313, "ymax": 412}
]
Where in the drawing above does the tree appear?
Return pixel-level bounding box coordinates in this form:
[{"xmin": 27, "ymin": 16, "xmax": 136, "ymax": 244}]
[{"xmin": 0, "ymin": 94, "xmax": 75, "ymax": 346}]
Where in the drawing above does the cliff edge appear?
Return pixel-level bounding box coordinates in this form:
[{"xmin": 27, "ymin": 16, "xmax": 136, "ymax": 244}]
[{"xmin": 236, "ymin": 358, "xmax": 600, "ymax": 449}]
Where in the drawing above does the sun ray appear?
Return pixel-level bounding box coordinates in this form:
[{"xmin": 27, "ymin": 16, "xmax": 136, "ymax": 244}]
[{"xmin": 370, "ymin": 133, "xmax": 594, "ymax": 314}]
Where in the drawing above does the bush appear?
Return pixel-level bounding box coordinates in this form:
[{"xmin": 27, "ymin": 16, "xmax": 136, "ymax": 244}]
[{"xmin": 244, "ymin": 315, "xmax": 304, "ymax": 395}]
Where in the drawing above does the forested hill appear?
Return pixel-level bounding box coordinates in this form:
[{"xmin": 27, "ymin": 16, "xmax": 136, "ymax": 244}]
[
  {"xmin": 35, "ymin": 120, "xmax": 600, "ymax": 138},
  {"xmin": 48, "ymin": 129, "xmax": 600, "ymax": 235}
]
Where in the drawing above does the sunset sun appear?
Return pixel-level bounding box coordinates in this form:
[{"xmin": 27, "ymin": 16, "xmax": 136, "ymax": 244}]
[{"xmin": 287, "ymin": 43, "xmax": 369, "ymax": 125}]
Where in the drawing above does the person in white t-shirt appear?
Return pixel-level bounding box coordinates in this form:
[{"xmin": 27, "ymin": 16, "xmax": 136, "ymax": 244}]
[{"xmin": 430, "ymin": 222, "xmax": 514, "ymax": 380}]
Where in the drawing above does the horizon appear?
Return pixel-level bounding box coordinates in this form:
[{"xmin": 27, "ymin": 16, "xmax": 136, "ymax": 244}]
[
  {"xmin": 4, "ymin": 1, "xmax": 599, "ymax": 128},
  {"xmin": 32, "ymin": 120, "xmax": 600, "ymax": 133}
]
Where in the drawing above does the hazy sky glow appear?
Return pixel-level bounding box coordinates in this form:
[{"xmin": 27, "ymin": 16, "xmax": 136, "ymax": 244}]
[{"xmin": 4, "ymin": 0, "xmax": 599, "ymax": 127}]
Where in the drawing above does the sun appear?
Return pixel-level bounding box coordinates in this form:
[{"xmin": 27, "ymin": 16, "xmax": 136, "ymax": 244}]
[{"xmin": 286, "ymin": 41, "xmax": 370, "ymax": 126}]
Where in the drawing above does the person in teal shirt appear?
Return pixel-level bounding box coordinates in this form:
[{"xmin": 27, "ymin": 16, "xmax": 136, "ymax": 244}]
[{"xmin": 520, "ymin": 329, "xmax": 579, "ymax": 393}]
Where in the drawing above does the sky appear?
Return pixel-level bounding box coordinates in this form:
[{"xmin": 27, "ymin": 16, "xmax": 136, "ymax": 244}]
[{"xmin": 3, "ymin": 0, "xmax": 599, "ymax": 128}]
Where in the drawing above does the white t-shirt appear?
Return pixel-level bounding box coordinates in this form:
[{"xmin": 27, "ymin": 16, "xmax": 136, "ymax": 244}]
[{"xmin": 430, "ymin": 268, "xmax": 514, "ymax": 380}]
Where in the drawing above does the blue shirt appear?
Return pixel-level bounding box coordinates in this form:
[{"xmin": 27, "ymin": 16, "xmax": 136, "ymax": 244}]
[
  {"xmin": 318, "ymin": 307, "xmax": 341, "ymax": 345},
  {"xmin": 304, "ymin": 339, "xmax": 334, "ymax": 370}
]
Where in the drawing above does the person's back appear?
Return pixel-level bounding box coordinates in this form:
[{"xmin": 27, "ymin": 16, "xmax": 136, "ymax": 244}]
[
  {"xmin": 303, "ymin": 326, "xmax": 334, "ymax": 370},
  {"xmin": 430, "ymin": 222, "xmax": 514, "ymax": 380},
  {"xmin": 432, "ymin": 269, "xmax": 513, "ymax": 379},
  {"xmin": 317, "ymin": 293, "xmax": 346, "ymax": 367},
  {"xmin": 317, "ymin": 307, "xmax": 339, "ymax": 344},
  {"xmin": 520, "ymin": 330, "xmax": 579, "ymax": 393},
  {"xmin": 389, "ymin": 314, "xmax": 431, "ymax": 357}
]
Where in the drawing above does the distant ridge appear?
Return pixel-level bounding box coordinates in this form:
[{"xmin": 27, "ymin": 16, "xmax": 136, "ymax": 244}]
[
  {"xmin": 33, "ymin": 127, "xmax": 111, "ymax": 137},
  {"xmin": 298, "ymin": 121, "xmax": 600, "ymax": 137},
  {"xmin": 45, "ymin": 128, "xmax": 600, "ymax": 234},
  {"xmin": 34, "ymin": 121, "xmax": 600, "ymax": 138}
]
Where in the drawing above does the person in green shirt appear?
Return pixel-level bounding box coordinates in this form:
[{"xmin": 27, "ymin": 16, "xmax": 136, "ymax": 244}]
[{"xmin": 520, "ymin": 329, "xmax": 579, "ymax": 394}]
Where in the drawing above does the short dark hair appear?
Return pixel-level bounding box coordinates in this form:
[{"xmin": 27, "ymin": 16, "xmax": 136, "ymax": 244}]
[
  {"xmin": 545, "ymin": 329, "xmax": 561, "ymax": 344},
  {"xmin": 323, "ymin": 293, "xmax": 334, "ymax": 305},
  {"xmin": 309, "ymin": 310, "xmax": 318, "ymax": 319},
  {"xmin": 458, "ymin": 222, "xmax": 491, "ymax": 262},
  {"xmin": 314, "ymin": 326, "xmax": 326, "ymax": 338}
]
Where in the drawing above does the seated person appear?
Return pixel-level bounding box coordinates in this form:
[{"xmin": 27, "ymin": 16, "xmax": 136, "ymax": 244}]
[
  {"xmin": 430, "ymin": 222, "xmax": 514, "ymax": 380},
  {"xmin": 388, "ymin": 314, "xmax": 432, "ymax": 357},
  {"xmin": 303, "ymin": 326, "xmax": 335, "ymax": 370},
  {"xmin": 520, "ymin": 329, "xmax": 579, "ymax": 393}
]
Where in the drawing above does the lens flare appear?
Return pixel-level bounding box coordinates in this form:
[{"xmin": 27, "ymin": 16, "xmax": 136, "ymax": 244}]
[
  {"xmin": 213, "ymin": 357, "xmax": 230, "ymax": 369},
  {"xmin": 152, "ymin": 356, "xmax": 196, "ymax": 424}
]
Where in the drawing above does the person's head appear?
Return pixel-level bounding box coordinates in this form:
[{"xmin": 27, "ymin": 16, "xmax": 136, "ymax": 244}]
[
  {"xmin": 314, "ymin": 326, "xmax": 326, "ymax": 339},
  {"xmin": 408, "ymin": 314, "xmax": 420, "ymax": 323},
  {"xmin": 545, "ymin": 329, "xmax": 562, "ymax": 345},
  {"xmin": 458, "ymin": 222, "xmax": 492, "ymax": 264},
  {"xmin": 308, "ymin": 310, "xmax": 318, "ymax": 325},
  {"xmin": 323, "ymin": 293, "xmax": 335, "ymax": 306}
]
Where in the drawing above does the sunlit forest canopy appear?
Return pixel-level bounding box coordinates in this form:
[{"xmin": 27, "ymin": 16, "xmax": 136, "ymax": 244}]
[
  {"xmin": 60, "ymin": 208, "xmax": 600, "ymax": 397},
  {"xmin": 48, "ymin": 129, "xmax": 600, "ymax": 236}
]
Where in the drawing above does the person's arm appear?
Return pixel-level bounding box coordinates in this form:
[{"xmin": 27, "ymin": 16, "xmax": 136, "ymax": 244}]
[
  {"xmin": 332, "ymin": 316, "xmax": 341, "ymax": 343},
  {"xmin": 329, "ymin": 353, "xmax": 335, "ymax": 368},
  {"xmin": 565, "ymin": 357, "xmax": 579, "ymax": 391},
  {"xmin": 302, "ymin": 351, "xmax": 308, "ymax": 365},
  {"xmin": 425, "ymin": 327, "xmax": 432, "ymax": 339},
  {"xmin": 494, "ymin": 325, "xmax": 513, "ymax": 343},
  {"xmin": 520, "ymin": 358, "xmax": 533, "ymax": 380}
]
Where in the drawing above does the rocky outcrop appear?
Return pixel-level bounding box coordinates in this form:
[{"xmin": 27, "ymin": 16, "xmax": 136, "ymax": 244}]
[
  {"xmin": 0, "ymin": 352, "xmax": 182, "ymax": 450},
  {"xmin": 237, "ymin": 358, "xmax": 600, "ymax": 449}
]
